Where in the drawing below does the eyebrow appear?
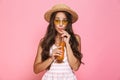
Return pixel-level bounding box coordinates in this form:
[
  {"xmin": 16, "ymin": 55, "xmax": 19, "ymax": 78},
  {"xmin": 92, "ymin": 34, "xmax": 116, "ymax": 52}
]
[{"xmin": 55, "ymin": 17, "xmax": 67, "ymax": 20}]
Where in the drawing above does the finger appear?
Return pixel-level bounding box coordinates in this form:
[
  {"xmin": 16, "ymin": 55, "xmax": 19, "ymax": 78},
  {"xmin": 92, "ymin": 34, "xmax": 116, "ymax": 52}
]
[
  {"xmin": 57, "ymin": 46, "xmax": 62, "ymax": 49},
  {"xmin": 56, "ymin": 50, "xmax": 63, "ymax": 54},
  {"xmin": 61, "ymin": 30, "xmax": 68, "ymax": 34},
  {"xmin": 61, "ymin": 31, "xmax": 70, "ymax": 36},
  {"xmin": 63, "ymin": 37, "xmax": 67, "ymax": 41},
  {"xmin": 61, "ymin": 30, "xmax": 66, "ymax": 32},
  {"xmin": 53, "ymin": 53, "xmax": 60, "ymax": 56},
  {"xmin": 61, "ymin": 33, "xmax": 68, "ymax": 38}
]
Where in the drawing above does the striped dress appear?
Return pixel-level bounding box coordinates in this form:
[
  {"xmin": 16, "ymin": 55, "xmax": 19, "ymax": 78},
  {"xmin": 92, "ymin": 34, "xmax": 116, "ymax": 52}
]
[{"xmin": 41, "ymin": 44, "xmax": 77, "ymax": 80}]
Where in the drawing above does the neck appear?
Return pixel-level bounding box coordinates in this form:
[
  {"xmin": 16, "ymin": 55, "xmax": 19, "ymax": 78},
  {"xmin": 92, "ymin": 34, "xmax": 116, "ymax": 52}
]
[{"xmin": 56, "ymin": 33, "xmax": 61, "ymax": 38}]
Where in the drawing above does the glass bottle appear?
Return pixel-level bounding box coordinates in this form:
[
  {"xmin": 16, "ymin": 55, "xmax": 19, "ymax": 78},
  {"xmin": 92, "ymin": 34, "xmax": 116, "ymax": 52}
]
[{"xmin": 56, "ymin": 40, "xmax": 65, "ymax": 63}]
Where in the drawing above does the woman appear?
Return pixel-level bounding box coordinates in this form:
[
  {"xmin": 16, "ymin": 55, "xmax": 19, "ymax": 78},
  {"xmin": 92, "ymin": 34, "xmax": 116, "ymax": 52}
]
[{"xmin": 34, "ymin": 4, "xmax": 83, "ymax": 80}]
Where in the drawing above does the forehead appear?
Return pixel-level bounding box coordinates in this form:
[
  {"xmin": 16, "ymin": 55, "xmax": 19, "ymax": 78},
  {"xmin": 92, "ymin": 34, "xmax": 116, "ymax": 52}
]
[{"xmin": 55, "ymin": 12, "xmax": 67, "ymax": 19}]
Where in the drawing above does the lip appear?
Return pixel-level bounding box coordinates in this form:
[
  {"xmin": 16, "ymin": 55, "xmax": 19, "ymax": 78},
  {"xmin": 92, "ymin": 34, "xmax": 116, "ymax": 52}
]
[{"xmin": 58, "ymin": 28, "xmax": 64, "ymax": 32}]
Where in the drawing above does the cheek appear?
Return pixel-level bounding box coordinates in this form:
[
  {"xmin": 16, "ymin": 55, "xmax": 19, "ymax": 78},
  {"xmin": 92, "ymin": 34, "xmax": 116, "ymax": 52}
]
[
  {"xmin": 54, "ymin": 25, "xmax": 58, "ymax": 29},
  {"xmin": 54, "ymin": 26, "xmax": 59, "ymax": 32}
]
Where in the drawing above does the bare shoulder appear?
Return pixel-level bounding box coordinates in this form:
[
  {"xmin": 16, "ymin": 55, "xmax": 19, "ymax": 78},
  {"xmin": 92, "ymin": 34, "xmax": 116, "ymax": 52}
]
[
  {"xmin": 75, "ymin": 34, "xmax": 81, "ymax": 42},
  {"xmin": 38, "ymin": 38, "xmax": 44, "ymax": 46}
]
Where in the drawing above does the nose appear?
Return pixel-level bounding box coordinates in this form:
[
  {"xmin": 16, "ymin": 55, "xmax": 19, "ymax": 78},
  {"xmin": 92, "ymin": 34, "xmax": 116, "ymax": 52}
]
[{"xmin": 59, "ymin": 21, "xmax": 63, "ymax": 27}]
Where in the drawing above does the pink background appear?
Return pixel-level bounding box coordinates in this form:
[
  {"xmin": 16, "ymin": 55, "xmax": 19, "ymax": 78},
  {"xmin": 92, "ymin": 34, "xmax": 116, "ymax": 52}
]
[{"xmin": 0, "ymin": 0, "xmax": 120, "ymax": 80}]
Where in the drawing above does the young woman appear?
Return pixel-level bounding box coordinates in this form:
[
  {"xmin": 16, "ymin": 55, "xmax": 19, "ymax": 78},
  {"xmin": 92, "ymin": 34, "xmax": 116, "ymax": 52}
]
[{"xmin": 34, "ymin": 4, "xmax": 83, "ymax": 80}]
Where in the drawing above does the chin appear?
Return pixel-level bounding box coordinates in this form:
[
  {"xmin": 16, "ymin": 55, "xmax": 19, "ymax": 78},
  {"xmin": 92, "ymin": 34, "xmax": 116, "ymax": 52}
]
[
  {"xmin": 56, "ymin": 31, "xmax": 62, "ymax": 34},
  {"xmin": 58, "ymin": 32, "xmax": 62, "ymax": 34}
]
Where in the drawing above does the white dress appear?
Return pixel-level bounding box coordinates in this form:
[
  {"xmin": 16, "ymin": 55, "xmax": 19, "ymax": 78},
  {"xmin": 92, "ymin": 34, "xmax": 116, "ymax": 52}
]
[{"xmin": 41, "ymin": 44, "xmax": 77, "ymax": 80}]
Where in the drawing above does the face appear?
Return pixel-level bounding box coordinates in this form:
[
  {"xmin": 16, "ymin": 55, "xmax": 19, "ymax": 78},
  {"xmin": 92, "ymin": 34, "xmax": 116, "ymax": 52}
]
[{"xmin": 54, "ymin": 12, "xmax": 68, "ymax": 34}]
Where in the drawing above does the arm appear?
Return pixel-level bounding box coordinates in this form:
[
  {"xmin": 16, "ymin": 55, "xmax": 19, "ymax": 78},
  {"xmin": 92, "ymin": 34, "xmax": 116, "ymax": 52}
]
[
  {"xmin": 66, "ymin": 34, "xmax": 81, "ymax": 71},
  {"xmin": 61, "ymin": 31, "xmax": 81, "ymax": 71},
  {"xmin": 65, "ymin": 34, "xmax": 81, "ymax": 71},
  {"xmin": 33, "ymin": 41, "xmax": 54, "ymax": 74}
]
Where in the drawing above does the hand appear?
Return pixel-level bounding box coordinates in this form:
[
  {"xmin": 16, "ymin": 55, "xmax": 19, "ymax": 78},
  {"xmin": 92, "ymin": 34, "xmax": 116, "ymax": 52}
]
[
  {"xmin": 51, "ymin": 46, "xmax": 63, "ymax": 60},
  {"xmin": 61, "ymin": 30, "xmax": 70, "ymax": 44}
]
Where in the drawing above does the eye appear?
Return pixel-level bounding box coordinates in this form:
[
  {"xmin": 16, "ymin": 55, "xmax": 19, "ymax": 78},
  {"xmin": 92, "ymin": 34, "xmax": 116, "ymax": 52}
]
[
  {"xmin": 54, "ymin": 19, "xmax": 68, "ymax": 25},
  {"xmin": 62, "ymin": 20, "xmax": 68, "ymax": 24},
  {"xmin": 54, "ymin": 20, "xmax": 59, "ymax": 23},
  {"xmin": 54, "ymin": 20, "xmax": 60, "ymax": 24}
]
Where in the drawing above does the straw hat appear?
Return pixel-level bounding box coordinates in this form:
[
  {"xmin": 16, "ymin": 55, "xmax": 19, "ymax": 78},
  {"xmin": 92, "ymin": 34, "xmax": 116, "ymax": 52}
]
[{"xmin": 44, "ymin": 4, "xmax": 78, "ymax": 23}]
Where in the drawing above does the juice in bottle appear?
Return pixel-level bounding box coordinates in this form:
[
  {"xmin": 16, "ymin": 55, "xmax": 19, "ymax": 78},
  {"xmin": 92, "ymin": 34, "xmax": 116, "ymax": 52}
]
[{"xmin": 56, "ymin": 40, "xmax": 65, "ymax": 63}]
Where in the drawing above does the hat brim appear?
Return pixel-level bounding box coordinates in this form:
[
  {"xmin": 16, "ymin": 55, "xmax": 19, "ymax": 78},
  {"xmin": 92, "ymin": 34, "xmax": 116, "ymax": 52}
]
[{"xmin": 44, "ymin": 8, "xmax": 78, "ymax": 23}]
